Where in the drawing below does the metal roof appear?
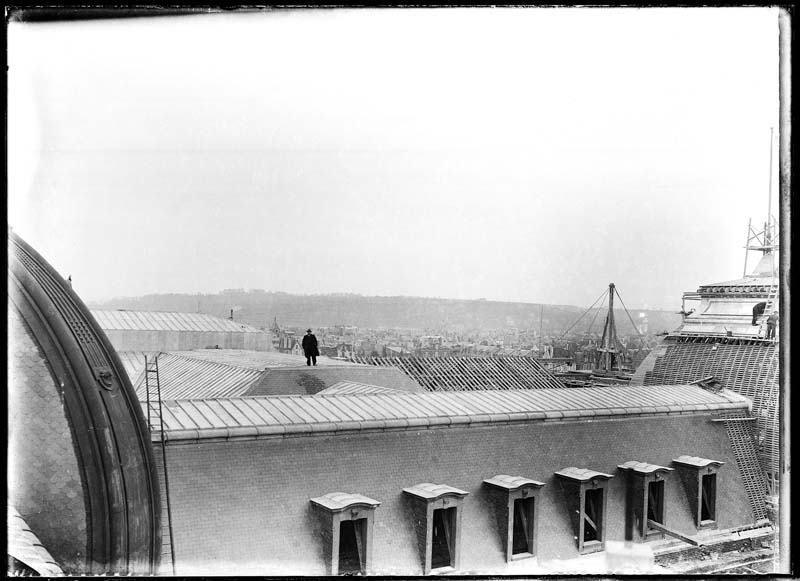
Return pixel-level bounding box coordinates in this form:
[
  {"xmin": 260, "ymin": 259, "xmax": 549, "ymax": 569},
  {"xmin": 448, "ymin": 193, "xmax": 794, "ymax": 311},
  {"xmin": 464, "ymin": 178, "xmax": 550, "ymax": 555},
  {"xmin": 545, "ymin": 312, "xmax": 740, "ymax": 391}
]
[
  {"xmin": 168, "ymin": 349, "xmax": 361, "ymax": 369},
  {"xmin": 135, "ymin": 352, "xmax": 262, "ymax": 400},
  {"xmin": 315, "ymin": 381, "xmax": 405, "ymax": 396},
  {"xmin": 247, "ymin": 365, "xmax": 424, "ymax": 397},
  {"xmin": 402, "ymin": 483, "xmax": 469, "ymax": 500},
  {"xmin": 91, "ymin": 309, "xmax": 265, "ymax": 333},
  {"xmin": 554, "ymin": 467, "xmax": 614, "ymax": 483},
  {"xmin": 483, "ymin": 475, "xmax": 546, "ymax": 491},
  {"xmin": 7, "ymin": 506, "xmax": 64, "ymax": 577},
  {"xmin": 116, "ymin": 351, "xmax": 160, "ymax": 384},
  {"xmin": 310, "ymin": 492, "xmax": 381, "ymax": 512},
  {"xmin": 150, "ymin": 384, "xmax": 750, "ymax": 442}
]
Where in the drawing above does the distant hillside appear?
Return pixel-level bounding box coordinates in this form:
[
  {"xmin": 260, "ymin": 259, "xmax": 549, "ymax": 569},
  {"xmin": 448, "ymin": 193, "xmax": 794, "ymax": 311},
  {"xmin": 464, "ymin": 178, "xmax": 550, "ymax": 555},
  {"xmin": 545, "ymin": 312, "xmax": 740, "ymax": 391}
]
[{"xmin": 90, "ymin": 290, "xmax": 682, "ymax": 336}]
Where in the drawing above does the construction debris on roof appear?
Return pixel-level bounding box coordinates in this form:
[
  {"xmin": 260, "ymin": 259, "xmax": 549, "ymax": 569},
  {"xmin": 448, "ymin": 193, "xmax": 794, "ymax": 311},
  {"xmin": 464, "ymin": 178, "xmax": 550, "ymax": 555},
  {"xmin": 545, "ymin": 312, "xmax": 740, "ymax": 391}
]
[
  {"xmin": 7, "ymin": 506, "xmax": 64, "ymax": 577},
  {"xmin": 349, "ymin": 355, "xmax": 566, "ymax": 391}
]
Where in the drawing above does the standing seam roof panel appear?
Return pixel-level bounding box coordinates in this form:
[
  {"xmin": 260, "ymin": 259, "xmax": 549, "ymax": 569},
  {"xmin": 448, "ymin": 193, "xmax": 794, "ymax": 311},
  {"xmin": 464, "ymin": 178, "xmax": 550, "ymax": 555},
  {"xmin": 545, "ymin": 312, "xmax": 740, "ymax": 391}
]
[
  {"xmin": 228, "ymin": 398, "xmax": 270, "ymax": 425},
  {"xmin": 191, "ymin": 400, "xmax": 229, "ymax": 429},
  {"xmin": 351, "ymin": 395, "xmax": 404, "ymax": 420},
  {"xmin": 203, "ymin": 398, "xmax": 244, "ymax": 427},
  {"xmin": 155, "ymin": 385, "xmax": 750, "ymax": 434},
  {"xmin": 162, "ymin": 401, "xmax": 198, "ymax": 430},
  {"xmin": 316, "ymin": 395, "xmax": 367, "ymax": 422},
  {"xmin": 91, "ymin": 309, "xmax": 265, "ymax": 333},
  {"xmin": 333, "ymin": 396, "xmax": 383, "ymax": 421},
  {"xmin": 291, "ymin": 397, "xmax": 336, "ymax": 422},
  {"xmin": 269, "ymin": 398, "xmax": 316, "ymax": 424},
  {"xmin": 463, "ymin": 391, "xmax": 517, "ymax": 414},
  {"xmin": 292, "ymin": 397, "xmax": 343, "ymax": 423},
  {"xmin": 390, "ymin": 394, "xmax": 439, "ymax": 417},
  {"xmin": 135, "ymin": 310, "xmax": 157, "ymax": 330},
  {"xmin": 246, "ymin": 398, "xmax": 295, "ymax": 425},
  {"xmin": 183, "ymin": 313, "xmax": 206, "ymax": 332},
  {"xmin": 498, "ymin": 390, "xmax": 543, "ymax": 411},
  {"xmin": 415, "ymin": 395, "xmax": 458, "ymax": 417},
  {"xmin": 426, "ymin": 393, "xmax": 475, "ymax": 416},
  {"xmin": 122, "ymin": 310, "xmax": 142, "ymax": 330},
  {"xmin": 176, "ymin": 401, "xmax": 216, "ymax": 429}
]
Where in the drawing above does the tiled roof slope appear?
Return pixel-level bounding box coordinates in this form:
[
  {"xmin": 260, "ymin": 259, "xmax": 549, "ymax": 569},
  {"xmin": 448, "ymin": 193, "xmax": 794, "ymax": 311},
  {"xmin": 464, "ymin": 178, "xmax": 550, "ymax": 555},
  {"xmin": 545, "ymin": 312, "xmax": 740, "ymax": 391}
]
[
  {"xmin": 638, "ymin": 341, "xmax": 778, "ymax": 473},
  {"xmin": 91, "ymin": 309, "xmax": 264, "ymax": 333},
  {"xmin": 134, "ymin": 352, "xmax": 262, "ymax": 400},
  {"xmin": 8, "ymin": 506, "xmax": 64, "ymax": 577},
  {"xmin": 168, "ymin": 349, "xmax": 360, "ymax": 369},
  {"xmin": 350, "ymin": 355, "xmax": 565, "ymax": 390},
  {"xmin": 149, "ymin": 385, "xmax": 749, "ymax": 441}
]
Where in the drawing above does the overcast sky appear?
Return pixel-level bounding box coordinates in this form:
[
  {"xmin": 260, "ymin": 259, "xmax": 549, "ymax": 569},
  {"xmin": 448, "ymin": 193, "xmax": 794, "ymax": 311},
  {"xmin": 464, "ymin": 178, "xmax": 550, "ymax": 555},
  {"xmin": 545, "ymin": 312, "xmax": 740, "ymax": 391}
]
[{"xmin": 8, "ymin": 7, "xmax": 781, "ymax": 310}]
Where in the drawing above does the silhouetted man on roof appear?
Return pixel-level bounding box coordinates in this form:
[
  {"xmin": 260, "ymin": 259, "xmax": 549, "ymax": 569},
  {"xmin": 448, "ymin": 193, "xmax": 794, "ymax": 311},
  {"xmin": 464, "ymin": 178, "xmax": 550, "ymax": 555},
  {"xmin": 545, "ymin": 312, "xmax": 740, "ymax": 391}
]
[{"xmin": 302, "ymin": 329, "xmax": 319, "ymax": 366}]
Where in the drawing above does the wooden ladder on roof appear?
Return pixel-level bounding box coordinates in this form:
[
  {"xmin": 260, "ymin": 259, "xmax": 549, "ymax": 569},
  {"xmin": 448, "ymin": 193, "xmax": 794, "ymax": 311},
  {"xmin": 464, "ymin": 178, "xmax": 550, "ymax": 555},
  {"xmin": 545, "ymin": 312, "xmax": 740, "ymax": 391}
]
[
  {"xmin": 145, "ymin": 355, "xmax": 176, "ymax": 575},
  {"xmin": 757, "ymin": 279, "xmax": 779, "ymax": 340}
]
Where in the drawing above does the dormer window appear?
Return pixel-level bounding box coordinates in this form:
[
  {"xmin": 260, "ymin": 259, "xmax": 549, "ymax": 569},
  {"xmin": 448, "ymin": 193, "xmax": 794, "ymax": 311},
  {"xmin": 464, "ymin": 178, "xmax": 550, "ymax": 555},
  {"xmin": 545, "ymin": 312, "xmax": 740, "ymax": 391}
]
[
  {"xmin": 310, "ymin": 492, "xmax": 381, "ymax": 575},
  {"xmin": 402, "ymin": 483, "xmax": 468, "ymax": 574},
  {"xmin": 483, "ymin": 475, "xmax": 545, "ymax": 561},
  {"xmin": 672, "ymin": 456, "xmax": 724, "ymax": 529},
  {"xmin": 555, "ymin": 467, "xmax": 613, "ymax": 554},
  {"xmin": 618, "ymin": 461, "xmax": 674, "ymax": 540}
]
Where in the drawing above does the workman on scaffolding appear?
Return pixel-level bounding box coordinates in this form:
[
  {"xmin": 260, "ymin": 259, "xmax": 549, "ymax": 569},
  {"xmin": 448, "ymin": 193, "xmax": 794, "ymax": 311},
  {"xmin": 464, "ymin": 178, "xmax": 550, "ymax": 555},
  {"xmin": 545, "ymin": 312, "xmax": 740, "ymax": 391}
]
[{"xmin": 766, "ymin": 311, "xmax": 778, "ymax": 340}]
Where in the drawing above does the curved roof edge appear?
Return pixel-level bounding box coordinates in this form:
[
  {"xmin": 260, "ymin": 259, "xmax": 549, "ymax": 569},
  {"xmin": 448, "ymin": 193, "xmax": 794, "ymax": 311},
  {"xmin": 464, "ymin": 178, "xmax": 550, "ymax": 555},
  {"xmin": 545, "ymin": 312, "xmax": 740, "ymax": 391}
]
[{"xmin": 8, "ymin": 229, "xmax": 161, "ymax": 575}]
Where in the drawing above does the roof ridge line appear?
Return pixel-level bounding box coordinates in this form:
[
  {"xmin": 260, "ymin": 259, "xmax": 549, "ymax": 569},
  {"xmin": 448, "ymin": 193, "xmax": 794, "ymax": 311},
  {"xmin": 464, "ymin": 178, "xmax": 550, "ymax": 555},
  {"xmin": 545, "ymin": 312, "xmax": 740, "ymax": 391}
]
[{"xmin": 166, "ymin": 351, "xmax": 264, "ymax": 374}]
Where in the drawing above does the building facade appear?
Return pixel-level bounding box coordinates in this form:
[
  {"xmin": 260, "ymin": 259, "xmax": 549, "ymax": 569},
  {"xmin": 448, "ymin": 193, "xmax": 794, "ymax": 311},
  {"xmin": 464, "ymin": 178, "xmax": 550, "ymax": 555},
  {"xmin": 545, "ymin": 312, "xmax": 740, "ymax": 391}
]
[{"xmin": 152, "ymin": 387, "xmax": 762, "ymax": 575}]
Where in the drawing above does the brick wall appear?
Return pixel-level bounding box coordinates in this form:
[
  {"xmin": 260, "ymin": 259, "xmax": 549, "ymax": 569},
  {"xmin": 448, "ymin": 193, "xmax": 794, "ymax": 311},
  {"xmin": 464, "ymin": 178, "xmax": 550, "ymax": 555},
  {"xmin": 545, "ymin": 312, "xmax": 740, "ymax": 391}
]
[
  {"xmin": 161, "ymin": 413, "xmax": 754, "ymax": 575},
  {"xmin": 8, "ymin": 305, "xmax": 88, "ymax": 573}
]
